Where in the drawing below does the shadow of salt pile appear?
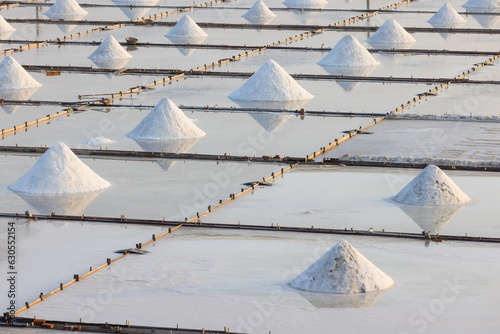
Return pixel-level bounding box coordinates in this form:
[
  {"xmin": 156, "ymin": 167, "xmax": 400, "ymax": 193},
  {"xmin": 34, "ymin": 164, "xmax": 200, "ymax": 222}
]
[
  {"xmin": 399, "ymin": 205, "xmax": 464, "ymax": 235},
  {"xmin": 132, "ymin": 138, "xmax": 201, "ymax": 171},
  {"xmin": 13, "ymin": 190, "xmax": 105, "ymax": 216},
  {"xmin": 111, "ymin": 0, "xmax": 159, "ymax": 20},
  {"xmin": 0, "ymin": 87, "xmax": 40, "ymax": 113},
  {"xmin": 297, "ymin": 290, "xmax": 384, "ymax": 309}
]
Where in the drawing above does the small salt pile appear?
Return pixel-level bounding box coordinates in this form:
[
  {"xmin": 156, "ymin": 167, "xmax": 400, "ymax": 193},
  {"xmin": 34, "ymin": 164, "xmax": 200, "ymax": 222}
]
[
  {"xmin": 44, "ymin": 0, "xmax": 88, "ymax": 18},
  {"xmin": 0, "ymin": 15, "xmax": 15, "ymax": 32},
  {"xmin": 393, "ymin": 165, "xmax": 471, "ymax": 206},
  {"xmin": 283, "ymin": 0, "xmax": 328, "ymax": 9},
  {"xmin": 428, "ymin": 3, "xmax": 466, "ymax": 28},
  {"xmin": 88, "ymin": 35, "xmax": 133, "ymax": 60},
  {"xmin": 318, "ymin": 35, "xmax": 379, "ymax": 67},
  {"xmin": 367, "ymin": 18, "xmax": 416, "ymax": 46},
  {"xmin": 126, "ymin": 97, "xmax": 206, "ymax": 140},
  {"xmin": 463, "ymin": 0, "xmax": 500, "ymax": 9},
  {"xmin": 228, "ymin": 59, "xmax": 313, "ymax": 102},
  {"xmin": 165, "ymin": 15, "xmax": 208, "ymax": 38},
  {"xmin": 243, "ymin": 0, "xmax": 277, "ymax": 20},
  {"xmin": 0, "ymin": 56, "xmax": 41, "ymax": 90},
  {"xmin": 289, "ymin": 240, "xmax": 394, "ymax": 294},
  {"xmin": 9, "ymin": 142, "xmax": 111, "ymax": 194}
]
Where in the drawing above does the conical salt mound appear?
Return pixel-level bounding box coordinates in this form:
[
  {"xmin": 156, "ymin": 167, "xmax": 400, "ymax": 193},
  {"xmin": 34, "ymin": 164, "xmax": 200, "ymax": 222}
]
[
  {"xmin": 463, "ymin": 0, "xmax": 500, "ymax": 9},
  {"xmin": 289, "ymin": 240, "xmax": 394, "ymax": 294},
  {"xmin": 283, "ymin": 0, "xmax": 328, "ymax": 9},
  {"xmin": 126, "ymin": 98, "xmax": 206, "ymax": 140},
  {"xmin": 243, "ymin": 0, "xmax": 277, "ymax": 19},
  {"xmin": 367, "ymin": 18, "xmax": 416, "ymax": 45},
  {"xmin": 165, "ymin": 15, "xmax": 208, "ymax": 38},
  {"xmin": 8, "ymin": 142, "xmax": 111, "ymax": 194},
  {"xmin": 88, "ymin": 36, "xmax": 133, "ymax": 60},
  {"xmin": 228, "ymin": 59, "xmax": 313, "ymax": 102},
  {"xmin": 318, "ymin": 35, "xmax": 379, "ymax": 67},
  {"xmin": 0, "ymin": 15, "xmax": 15, "ymax": 32},
  {"xmin": 0, "ymin": 56, "xmax": 42, "ymax": 90},
  {"xmin": 428, "ymin": 3, "xmax": 466, "ymax": 28},
  {"xmin": 44, "ymin": 0, "xmax": 88, "ymax": 18},
  {"xmin": 393, "ymin": 165, "xmax": 471, "ymax": 206}
]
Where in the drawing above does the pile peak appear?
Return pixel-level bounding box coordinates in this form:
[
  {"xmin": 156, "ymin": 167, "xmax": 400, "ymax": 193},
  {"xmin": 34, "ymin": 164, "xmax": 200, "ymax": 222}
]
[
  {"xmin": 463, "ymin": 0, "xmax": 500, "ymax": 9},
  {"xmin": 289, "ymin": 240, "xmax": 394, "ymax": 294},
  {"xmin": 8, "ymin": 142, "xmax": 111, "ymax": 194},
  {"xmin": 0, "ymin": 56, "xmax": 42, "ymax": 90},
  {"xmin": 428, "ymin": 3, "xmax": 466, "ymax": 28},
  {"xmin": 393, "ymin": 165, "xmax": 471, "ymax": 206},
  {"xmin": 318, "ymin": 35, "xmax": 380, "ymax": 67},
  {"xmin": 228, "ymin": 59, "xmax": 313, "ymax": 102},
  {"xmin": 165, "ymin": 15, "xmax": 208, "ymax": 38},
  {"xmin": 44, "ymin": 0, "xmax": 88, "ymax": 18},
  {"xmin": 367, "ymin": 18, "xmax": 416, "ymax": 46},
  {"xmin": 283, "ymin": 0, "xmax": 328, "ymax": 9},
  {"xmin": 0, "ymin": 15, "xmax": 15, "ymax": 32},
  {"xmin": 243, "ymin": 0, "xmax": 277, "ymax": 19},
  {"xmin": 88, "ymin": 35, "xmax": 133, "ymax": 60},
  {"xmin": 126, "ymin": 97, "xmax": 206, "ymax": 140}
]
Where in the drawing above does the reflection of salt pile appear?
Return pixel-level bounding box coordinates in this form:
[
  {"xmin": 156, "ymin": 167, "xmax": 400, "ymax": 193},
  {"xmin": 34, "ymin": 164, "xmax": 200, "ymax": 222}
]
[
  {"xmin": 289, "ymin": 240, "xmax": 394, "ymax": 294},
  {"xmin": 468, "ymin": 8, "xmax": 500, "ymax": 28},
  {"xmin": 81, "ymin": 137, "xmax": 116, "ymax": 147},
  {"xmin": 393, "ymin": 165, "xmax": 471, "ymax": 206},
  {"xmin": 243, "ymin": 0, "xmax": 276, "ymax": 24},
  {"xmin": 0, "ymin": 88, "xmax": 40, "ymax": 114},
  {"xmin": 54, "ymin": 14, "xmax": 86, "ymax": 34},
  {"xmin": 0, "ymin": 15, "xmax": 15, "ymax": 33},
  {"xmin": 44, "ymin": 0, "xmax": 88, "ymax": 18},
  {"xmin": 400, "ymin": 205, "xmax": 464, "ymax": 235},
  {"xmin": 14, "ymin": 190, "xmax": 105, "ymax": 215},
  {"xmin": 463, "ymin": 0, "xmax": 500, "ymax": 9},
  {"xmin": 8, "ymin": 142, "xmax": 111, "ymax": 194},
  {"xmin": 126, "ymin": 98, "xmax": 206, "ymax": 140},
  {"xmin": 165, "ymin": 15, "xmax": 208, "ymax": 38},
  {"xmin": 166, "ymin": 36, "xmax": 207, "ymax": 57},
  {"xmin": 228, "ymin": 59, "xmax": 313, "ymax": 102},
  {"xmin": 283, "ymin": 0, "xmax": 328, "ymax": 9},
  {"xmin": 133, "ymin": 138, "xmax": 200, "ymax": 170},
  {"xmin": 298, "ymin": 290, "xmax": 383, "ymax": 308},
  {"xmin": 319, "ymin": 65, "xmax": 376, "ymax": 92},
  {"xmin": 367, "ymin": 18, "xmax": 416, "ymax": 48},
  {"xmin": 0, "ymin": 56, "xmax": 42, "ymax": 90},
  {"xmin": 249, "ymin": 113, "xmax": 292, "ymax": 132},
  {"xmin": 89, "ymin": 35, "xmax": 133, "ymax": 69},
  {"xmin": 428, "ymin": 3, "xmax": 466, "ymax": 28},
  {"xmin": 111, "ymin": 0, "xmax": 159, "ymax": 20},
  {"xmin": 318, "ymin": 35, "xmax": 379, "ymax": 67}
]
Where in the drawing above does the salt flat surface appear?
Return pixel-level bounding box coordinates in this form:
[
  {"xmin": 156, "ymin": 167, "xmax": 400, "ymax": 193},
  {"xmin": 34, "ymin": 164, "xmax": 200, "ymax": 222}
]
[
  {"xmin": 18, "ymin": 228, "xmax": 500, "ymax": 334},
  {"xmin": 202, "ymin": 166, "xmax": 500, "ymax": 237}
]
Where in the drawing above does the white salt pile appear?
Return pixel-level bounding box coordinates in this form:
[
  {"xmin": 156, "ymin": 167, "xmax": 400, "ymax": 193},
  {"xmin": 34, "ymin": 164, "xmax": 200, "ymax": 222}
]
[
  {"xmin": 0, "ymin": 56, "xmax": 42, "ymax": 90},
  {"xmin": 228, "ymin": 59, "xmax": 313, "ymax": 102},
  {"xmin": 393, "ymin": 165, "xmax": 471, "ymax": 206},
  {"xmin": 243, "ymin": 0, "xmax": 277, "ymax": 19},
  {"xmin": 367, "ymin": 18, "xmax": 416, "ymax": 46},
  {"xmin": 126, "ymin": 98, "xmax": 206, "ymax": 140},
  {"xmin": 289, "ymin": 240, "xmax": 394, "ymax": 294},
  {"xmin": 318, "ymin": 35, "xmax": 379, "ymax": 67},
  {"xmin": 8, "ymin": 142, "xmax": 111, "ymax": 194},
  {"xmin": 283, "ymin": 0, "xmax": 328, "ymax": 9},
  {"xmin": 81, "ymin": 137, "xmax": 116, "ymax": 146},
  {"xmin": 0, "ymin": 15, "xmax": 15, "ymax": 32},
  {"xmin": 428, "ymin": 3, "xmax": 466, "ymax": 28},
  {"xmin": 44, "ymin": 0, "xmax": 88, "ymax": 18},
  {"xmin": 463, "ymin": 0, "xmax": 500, "ymax": 9},
  {"xmin": 88, "ymin": 35, "xmax": 133, "ymax": 60},
  {"xmin": 165, "ymin": 15, "xmax": 208, "ymax": 38}
]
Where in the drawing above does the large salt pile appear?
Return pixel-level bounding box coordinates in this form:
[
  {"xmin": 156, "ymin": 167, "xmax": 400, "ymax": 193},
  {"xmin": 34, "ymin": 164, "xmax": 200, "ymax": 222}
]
[
  {"xmin": 393, "ymin": 165, "xmax": 471, "ymax": 206},
  {"xmin": 228, "ymin": 59, "xmax": 313, "ymax": 102},
  {"xmin": 165, "ymin": 15, "xmax": 208, "ymax": 38},
  {"xmin": 0, "ymin": 56, "xmax": 41, "ymax": 90},
  {"xmin": 289, "ymin": 240, "xmax": 394, "ymax": 294},
  {"xmin": 283, "ymin": 0, "xmax": 328, "ymax": 10},
  {"xmin": 428, "ymin": 3, "xmax": 466, "ymax": 28},
  {"xmin": 0, "ymin": 15, "xmax": 15, "ymax": 32},
  {"xmin": 89, "ymin": 35, "xmax": 133, "ymax": 60},
  {"xmin": 318, "ymin": 35, "xmax": 379, "ymax": 67},
  {"xmin": 243, "ymin": 0, "xmax": 276, "ymax": 24},
  {"xmin": 126, "ymin": 98, "xmax": 206, "ymax": 140},
  {"xmin": 44, "ymin": 0, "xmax": 88, "ymax": 18},
  {"xmin": 8, "ymin": 142, "xmax": 111, "ymax": 194},
  {"xmin": 367, "ymin": 18, "xmax": 416, "ymax": 47},
  {"xmin": 463, "ymin": 0, "xmax": 500, "ymax": 9}
]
